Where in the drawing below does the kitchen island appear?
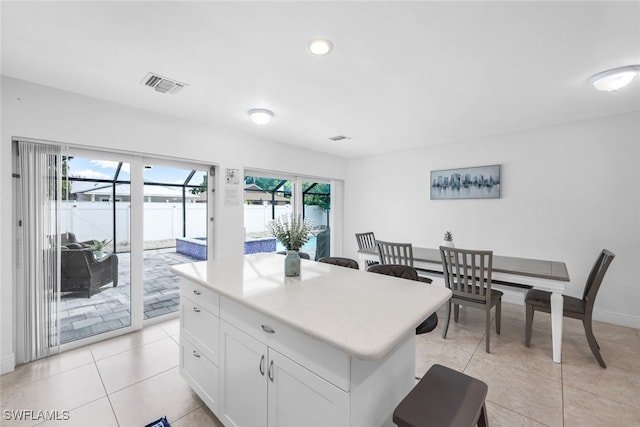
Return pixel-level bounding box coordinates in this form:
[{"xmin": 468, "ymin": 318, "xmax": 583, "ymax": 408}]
[{"xmin": 171, "ymin": 253, "xmax": 451, "ymax": 427}]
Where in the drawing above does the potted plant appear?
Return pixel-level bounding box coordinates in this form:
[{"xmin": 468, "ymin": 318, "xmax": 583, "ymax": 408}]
[
  {"xmin": 267, "ymin": 214, "xmax": 312, "ymax": 276},
  {"xmin": 442, "ymin": 231, "xmax": 454, "ymax": 248},
  {"xmin": 88, "ymin": 239, "xmax": 112, "ymax": 258}
]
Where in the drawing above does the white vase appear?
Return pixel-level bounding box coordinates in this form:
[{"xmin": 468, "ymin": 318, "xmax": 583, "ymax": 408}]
[{"xmin": 441, "ymin": 240, "xmax": 455, "ymax": 248}]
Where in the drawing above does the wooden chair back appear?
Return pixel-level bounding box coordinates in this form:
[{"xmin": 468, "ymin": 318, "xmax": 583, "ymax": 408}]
[
  {"xmin": 377, "ymin": 240, "xmax": 414, "ymax": 267},
  {"xmin": 355, "ymin": 232, "xmax": 376, "ymax": 250},
  {"xmin": 440, "ymin": 246, "xmax": 493, "ymax": 304},
  {"xmin": 582, "ymin": 249, "xmax": 615, "ymax": 309}
]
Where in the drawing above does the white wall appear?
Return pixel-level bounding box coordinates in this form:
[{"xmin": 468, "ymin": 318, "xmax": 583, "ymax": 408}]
[
  {"xmin": 0, "ymin": 77, "xmax": 348, "ymax": 373},
  {"xmin": 345, "ymin": 112, "xmax": 640, "ymax": 328}
]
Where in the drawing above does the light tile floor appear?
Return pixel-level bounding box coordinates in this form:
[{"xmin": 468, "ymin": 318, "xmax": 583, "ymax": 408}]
[{"xmin": 1, "ymin": 303, "xmax": 639, "ymax": 426}]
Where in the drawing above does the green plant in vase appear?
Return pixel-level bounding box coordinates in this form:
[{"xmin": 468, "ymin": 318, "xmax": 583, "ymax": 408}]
[
  {"xmin": 267, "ymin": 214, "xmax": 312, "ymax": 276},
  {"xmin": 267, "ymin": 214, "xmax": 312, "ymax": 251},
  {"xmin": 88, "ymin": 239, "xmax": 112, "ymax": 257}
]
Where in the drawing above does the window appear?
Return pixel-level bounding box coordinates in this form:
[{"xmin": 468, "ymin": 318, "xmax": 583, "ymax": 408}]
[{"xmin": 244, "ymin": 172, "xmax": 333, "ymax": 260}]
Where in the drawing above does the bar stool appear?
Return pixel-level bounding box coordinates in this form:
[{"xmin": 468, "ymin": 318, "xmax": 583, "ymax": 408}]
[{"xmin": 393, "ymin": 364, "xmax": 489, "ymax": 427}]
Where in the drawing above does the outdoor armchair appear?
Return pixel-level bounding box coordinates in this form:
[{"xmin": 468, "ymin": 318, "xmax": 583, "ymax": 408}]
[{"xmin": 60, "ymin": 247, "xmax": 119, "ymax": 298}]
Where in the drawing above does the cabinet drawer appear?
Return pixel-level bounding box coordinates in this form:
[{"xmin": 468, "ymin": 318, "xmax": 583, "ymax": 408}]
[
  {"xmin": 181, "ymin": 279, "xmax": 219, "ymax": 316},
  {"xmin": 181, "ymin": 298, "xmax": 219, "ymax": 364},
  {"xmin": 181, "ymin": 337, "xmax": 219, "ymax": 414},
  {"xmin": 220, "ymin": 296, "xmax": 350, "ymax": 392}
]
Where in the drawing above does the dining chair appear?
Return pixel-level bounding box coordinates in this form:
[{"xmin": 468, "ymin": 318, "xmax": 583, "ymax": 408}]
[
  {"xmin": 355, "ymin": 232, "xmax": 378, "ymax": 267},
  {"xmin": 318, "ymin": 256, "xmax": 360, "ymax": 269},
  {"xmin": 376, "ymin": 240, "xmax": 413, "ymax": 266},
  {"xmin": 367, "ymin": 264, "xmax": 438, "ymax": 334},
  {"xmin": 525, "ymin": 249, "xmax": 615, "ymax": 368},
  {"xmin": 355, "ymin": 231, "xmax": 376, "ymax": 251},
  {"xmin": 377, "ymin": 240, "xmax": 432, "ymax": 284},
  {"xmin": 440, "ymin": 246, "xmax": 502, "ymax": 353}
]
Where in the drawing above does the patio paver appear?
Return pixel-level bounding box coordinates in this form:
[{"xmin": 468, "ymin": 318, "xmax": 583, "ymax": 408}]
[{"xmin": 59, "ymin": 248, "xmax": 197, "ymax": 344}]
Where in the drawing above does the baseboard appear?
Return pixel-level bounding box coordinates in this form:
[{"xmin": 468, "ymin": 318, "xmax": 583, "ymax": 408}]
[
  {"xmin": 593, "ymin": 308, "xmax": 640, "ymax": 329},
  {"xmin": 1, "ymin": 352, "xmax": 15, "ymax": 374}
]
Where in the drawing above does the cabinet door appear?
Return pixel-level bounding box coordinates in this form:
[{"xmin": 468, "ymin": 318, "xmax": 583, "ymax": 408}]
[
  {"xmin": 267, "ymin": 349, "xmax": 349, "ymax": 427},
  {"xmin": 219, "ymin": 321, "xmax": 268, "ymax": 427}
]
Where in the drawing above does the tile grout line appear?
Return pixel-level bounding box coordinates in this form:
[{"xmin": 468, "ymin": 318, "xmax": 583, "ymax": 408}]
[
  {"xmin": 463, "ymin": 327, "xmax": 564, "ymax": 426},
  {"xmin": 560, "ymin": 353, "xmax": 564, "ymax": 427},
  {"xmin": 91, "ymin": 348, "xmax": 121, "ymax": 427},
  {"xmin": 169, "ymin": 402, "xmax": 207, "ymax": 426},
  {"xmin": 483, "ymin": 399, "xmax": 553, "ymax": 427},
  {"xmin": 91, "ymin": 332, "xmax": 172, "ymax": 363},
  {"xmin": 103, "ymin": 364, "xmax": 180, "ymax": 396}
]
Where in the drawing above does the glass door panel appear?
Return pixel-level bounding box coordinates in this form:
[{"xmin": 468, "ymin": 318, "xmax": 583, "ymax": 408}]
[
  {"xmin": 244, "ymin": 175, "xmax": 293, "ymax": 254},
  {"xmin": 142, "ymin": 162, "xmax": 208, "ymax": 320},
  {"xmin": 59, "ymin": 155, "xmax": 131, "ymax": 344},
  {"xmin": 302, "ymin": 181, "xmax": 331, "ymax": 260}
]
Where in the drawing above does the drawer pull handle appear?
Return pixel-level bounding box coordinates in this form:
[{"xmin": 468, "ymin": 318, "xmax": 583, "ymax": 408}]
[
  {"xmin": 261, "ymin": 325, "xmax": 275, "ymax": 334},
  {"xmin": 193, "ymin": 290, "xmax": 201, "ymax": 295},
  {"xmin": 193, "ymin": 307, "xmax": 201, "ymax": 313},
  {"xmin": 268, "ymin": 360, "xmax": 274, "ymax": 382},
  {"xmin": 192, "ymin": 350, "xmax": 201, "ymax": 358},
  {"xmin": 259, "ymin": 354, "xmax": 265, "ymax": 376}
]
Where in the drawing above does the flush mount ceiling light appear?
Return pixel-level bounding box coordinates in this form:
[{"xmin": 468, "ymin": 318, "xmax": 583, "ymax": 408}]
[
  {"xmin": 589, "ymin": 65, "xmax": 640, "ymax": 92},
  {"xmin": 308, "ymin": 39, "xmax": 333, "ymax": 55},
  {"xmin": 248, "ymin": 109, "xmax": 274, "ymax": 125}
]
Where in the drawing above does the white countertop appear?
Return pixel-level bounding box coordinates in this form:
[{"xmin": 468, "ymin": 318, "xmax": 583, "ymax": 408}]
[{"xmin": 171, "ymin": 253, "xmax": 452, "ymax": 360}]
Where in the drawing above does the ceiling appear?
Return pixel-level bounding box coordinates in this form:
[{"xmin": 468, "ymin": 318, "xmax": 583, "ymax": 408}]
[{"xmin": 2, "ymin": 1, "xmax": 639, "ymax": 158}]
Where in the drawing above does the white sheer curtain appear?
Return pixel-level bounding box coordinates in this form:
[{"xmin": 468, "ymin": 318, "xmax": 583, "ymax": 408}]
[{"xmin": 16, "ymin": 140, "xmax": 62, "ymax": 363}]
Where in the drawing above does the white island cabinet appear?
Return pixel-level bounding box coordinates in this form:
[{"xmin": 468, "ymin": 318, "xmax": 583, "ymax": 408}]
[{"xmin": 172, "ymin": 253, "xmax": 451, "ymax": 427}]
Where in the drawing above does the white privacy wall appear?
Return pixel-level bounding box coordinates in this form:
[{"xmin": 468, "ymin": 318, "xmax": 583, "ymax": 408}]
[{"xmin": 344, "ymin": 112, "xmax": 640, "ymax": 328}]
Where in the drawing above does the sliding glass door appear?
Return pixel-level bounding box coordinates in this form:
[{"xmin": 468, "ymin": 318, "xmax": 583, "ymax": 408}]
[
  {"xmin": 142, "ymin": 161, "xmax": 208, "ymax": 320},
  {"xmin": 302, "ymin": 181, "xmax": 331, "ymax": 260},
  {"xmin": 59, "ymin": 152, "xmax": 133, "ymax": 344},
  {"xmin": 15, "ymin": 142, "xmax": 215, "ymax": 358},
  {"xmin": 244, "ymin": 172, "xmax": 333, "ymax": 260},
  {"xmin": 54, "ymin": 149, "xmax": 212, "ymax": 347}
]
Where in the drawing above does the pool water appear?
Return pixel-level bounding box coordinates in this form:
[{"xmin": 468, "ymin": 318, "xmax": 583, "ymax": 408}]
[{"xmin": 275, "ymin": 236, "xmax": 317, "ymax": 252}]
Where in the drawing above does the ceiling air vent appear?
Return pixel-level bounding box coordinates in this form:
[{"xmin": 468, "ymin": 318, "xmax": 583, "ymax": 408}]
[
  {"xmin": 141, "ymin": 72, "xmax": 187, "ymax": 95},
  {"xmin": 329, "ymin": 135, "xmax": 351, "ymax": 141}
]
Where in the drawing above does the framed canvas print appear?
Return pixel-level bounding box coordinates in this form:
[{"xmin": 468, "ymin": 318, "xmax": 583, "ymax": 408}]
[{"xmin": 430, "ymin": 165, "xmax": 501, "ymax": 200}]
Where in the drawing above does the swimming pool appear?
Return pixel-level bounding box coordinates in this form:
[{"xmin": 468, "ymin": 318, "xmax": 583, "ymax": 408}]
[
  {"xmin": 275, "ymin": 236, "xmax": 317, "ymax": 252},
  {"xmin": 176, "ymin": 235, "xmax": 317, "ymax": 261}
]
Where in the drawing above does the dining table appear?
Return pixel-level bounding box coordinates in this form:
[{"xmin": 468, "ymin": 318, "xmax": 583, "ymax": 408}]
[{"xmin": 357, "ymin": 246, "xmax": 570, "ymax": 363}]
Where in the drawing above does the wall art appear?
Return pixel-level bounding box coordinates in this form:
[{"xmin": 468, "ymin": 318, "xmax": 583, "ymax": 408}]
[{"xmin": 430, "ymin": 165, "xmax": 500, "ymax": 200}]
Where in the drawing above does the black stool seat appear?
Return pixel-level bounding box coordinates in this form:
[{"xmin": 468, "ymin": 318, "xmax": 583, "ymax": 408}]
[{"xmin": 393, "ymin": 364, "xmax": 488, "ymax": 427}]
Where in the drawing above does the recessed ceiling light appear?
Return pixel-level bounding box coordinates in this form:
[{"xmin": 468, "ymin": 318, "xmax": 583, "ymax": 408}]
[
  {"xmin": 309, "ymin": 39, "xmax": 333, "ymax": 55},
  {"xmin": 248, "ymin": 109, "xmax": 274, "ymax": 125},
  {"xmin": 589, "ymin": 65, "xmax": 640, "ymax": 92}
]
